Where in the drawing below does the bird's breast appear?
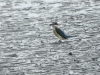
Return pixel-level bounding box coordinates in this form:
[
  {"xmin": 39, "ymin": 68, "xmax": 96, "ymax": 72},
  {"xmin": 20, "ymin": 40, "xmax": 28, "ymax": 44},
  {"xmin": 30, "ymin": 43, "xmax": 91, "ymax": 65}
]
[{"xmin": 53, "ymin": 28, "xmax": 66, "ymax": 40}]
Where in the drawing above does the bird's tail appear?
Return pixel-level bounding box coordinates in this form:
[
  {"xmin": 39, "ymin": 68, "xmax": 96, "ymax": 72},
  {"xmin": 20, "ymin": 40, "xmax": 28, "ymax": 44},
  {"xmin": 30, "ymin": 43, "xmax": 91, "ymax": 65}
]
[{"xmin": 66, "ymin": 35, "xmax": 77, "ymax": 38}]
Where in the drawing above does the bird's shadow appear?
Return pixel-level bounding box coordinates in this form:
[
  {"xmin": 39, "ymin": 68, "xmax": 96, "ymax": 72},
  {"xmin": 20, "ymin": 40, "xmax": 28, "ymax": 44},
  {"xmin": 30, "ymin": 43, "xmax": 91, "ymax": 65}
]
[{"xmin": 49, "ymin": 40, "xmax": 71, "ymax": 44}]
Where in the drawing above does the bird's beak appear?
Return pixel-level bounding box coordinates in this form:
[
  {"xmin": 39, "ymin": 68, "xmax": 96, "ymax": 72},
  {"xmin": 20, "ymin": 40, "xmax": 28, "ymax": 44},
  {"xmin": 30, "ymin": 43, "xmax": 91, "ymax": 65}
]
[{"xmin": 49, "ymin": 24, "xmax": 53, "ymax": 26}]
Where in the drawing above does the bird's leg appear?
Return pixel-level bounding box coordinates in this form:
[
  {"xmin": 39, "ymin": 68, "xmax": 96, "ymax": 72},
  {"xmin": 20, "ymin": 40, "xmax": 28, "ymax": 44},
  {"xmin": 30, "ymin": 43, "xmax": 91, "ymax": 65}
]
[{"xmin": 58, "ymin": 40, "xmax": 62, "ymax": 43}]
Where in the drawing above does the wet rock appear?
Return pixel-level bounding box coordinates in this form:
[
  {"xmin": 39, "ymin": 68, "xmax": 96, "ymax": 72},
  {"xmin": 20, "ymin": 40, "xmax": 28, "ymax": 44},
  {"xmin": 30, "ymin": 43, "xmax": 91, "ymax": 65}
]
[
  {"xmin": 7, "ymin": 54, "xmax": 18, "ymax": 57},
  {"xmin": 68, "ymin": 52, "xmax": 73, "ymax": 55},
  {"xmin": 92, "ymin": 57, "xmax": 98, "ymax": 61}
]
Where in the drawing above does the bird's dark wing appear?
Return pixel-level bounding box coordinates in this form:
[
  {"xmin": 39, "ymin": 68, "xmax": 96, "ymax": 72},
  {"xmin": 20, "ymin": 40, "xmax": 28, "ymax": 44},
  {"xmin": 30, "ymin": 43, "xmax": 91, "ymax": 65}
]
[
  {"xmin": 55, "ymin": 27, "xmax": 77, "ymax": 39},
  {"xmin": 55, "ymin": 28, "xmax": 67, "ymax": 39}
]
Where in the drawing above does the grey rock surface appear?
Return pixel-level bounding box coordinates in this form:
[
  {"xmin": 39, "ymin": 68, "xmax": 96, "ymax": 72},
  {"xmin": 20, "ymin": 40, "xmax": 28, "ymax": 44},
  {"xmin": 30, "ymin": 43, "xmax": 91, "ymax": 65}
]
[{"xmin": 0, "ymin": 0, "xmax": 100, "ymax": 75}]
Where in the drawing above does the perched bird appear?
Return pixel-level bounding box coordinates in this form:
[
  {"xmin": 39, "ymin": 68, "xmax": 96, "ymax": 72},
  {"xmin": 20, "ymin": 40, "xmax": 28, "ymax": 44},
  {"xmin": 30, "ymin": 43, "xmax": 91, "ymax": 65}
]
[{"xmin": 50, "ymin": 22, "xmax": 76, "ymax": 40}]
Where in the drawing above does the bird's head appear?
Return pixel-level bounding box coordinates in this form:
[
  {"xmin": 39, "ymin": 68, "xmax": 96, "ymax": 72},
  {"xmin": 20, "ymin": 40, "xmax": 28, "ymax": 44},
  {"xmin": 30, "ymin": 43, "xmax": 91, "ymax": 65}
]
[{"xmin": 49, "ymin": 22, "xmax": 58, "ymax": 28}]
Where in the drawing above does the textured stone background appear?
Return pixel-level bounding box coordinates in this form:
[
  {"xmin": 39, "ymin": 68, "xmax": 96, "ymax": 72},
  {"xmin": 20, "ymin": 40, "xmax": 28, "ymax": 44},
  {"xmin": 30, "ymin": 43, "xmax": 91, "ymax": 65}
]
[{"xmin": 0, "ymin": 0, "xmax": 100, "ymax": 75}]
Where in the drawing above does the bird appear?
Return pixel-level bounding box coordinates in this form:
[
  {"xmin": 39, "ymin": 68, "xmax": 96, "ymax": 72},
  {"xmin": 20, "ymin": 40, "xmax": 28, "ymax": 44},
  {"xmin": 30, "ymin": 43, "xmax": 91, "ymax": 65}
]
[{"xmin": 50, "ymin": 22, "xmax": 76, "ymax": 41}]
